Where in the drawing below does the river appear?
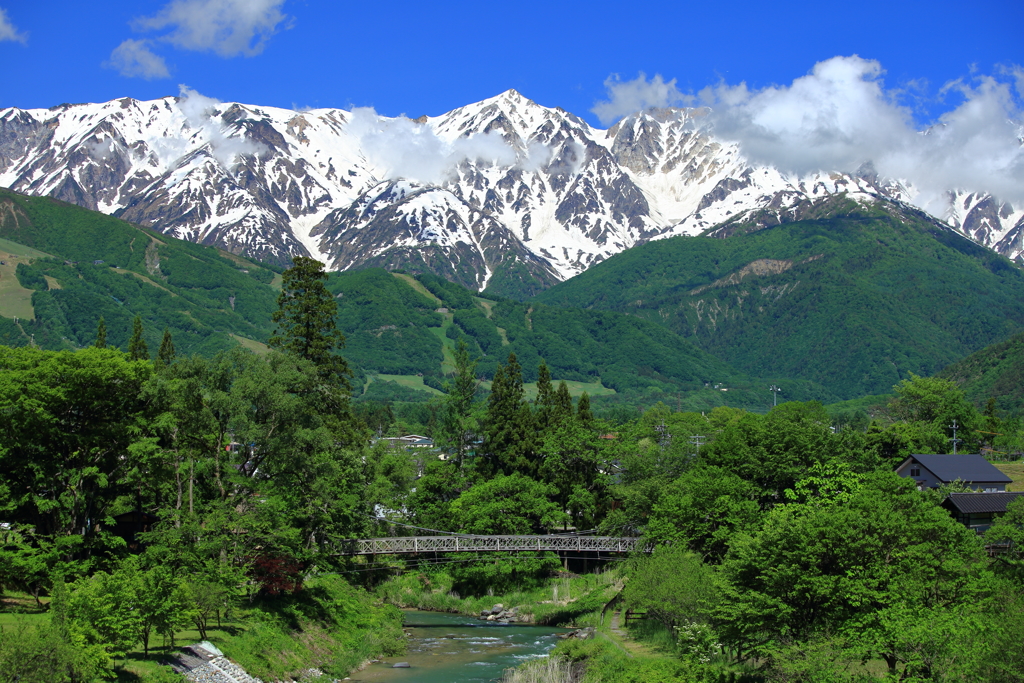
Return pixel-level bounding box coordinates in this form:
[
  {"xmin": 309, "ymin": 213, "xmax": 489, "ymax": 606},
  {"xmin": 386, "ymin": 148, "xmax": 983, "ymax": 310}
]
[{"xmin": 350, "ymin": 610, "xmax": 571, "ymax": 683}]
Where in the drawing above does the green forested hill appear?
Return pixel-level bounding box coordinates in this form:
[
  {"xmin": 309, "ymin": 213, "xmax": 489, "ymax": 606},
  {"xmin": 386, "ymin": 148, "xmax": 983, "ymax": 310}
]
[
  {"xmin": 324, "ymin": 268, "xmax": 824, "ymax": 408},
  {"xmin": 534, "ymin": 197, "xmax": 1024, "ymax": 399},
  {"xmin": 0, "ymin": 187, "xmax": 280, "ymax": 355},
  {"xmin": 2, "ymin": 188, "xmax": 807, "ymax": 409},
  {"xmin": 939, "ymin": 330, "xmax": 1024, "ymax": 416}
]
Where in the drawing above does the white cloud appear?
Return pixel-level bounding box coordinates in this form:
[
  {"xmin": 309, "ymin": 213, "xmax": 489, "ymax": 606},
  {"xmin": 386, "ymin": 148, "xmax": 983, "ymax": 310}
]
[
  {"xmin": 106, "ymin": 39, "xmax": 171, "ymax": 79},
  {"xmin": 591, "ymin": 73, "xmax": 689, "ymax": 125},
  {"xmin": 690, "ymin": 56, "xmax": 1024, "ymax": 210},
  {"xmin": 346, "ymin": 107, "xmax": 520, "ymax": 184},
  {"xmin": 135, "ymin": 0, "xmax": 289, "ymax": 57},
  {"xmin": 173, "ymin": 85, "xmax": 269, "ymax": 168},
  {"xmin": 0, "ymin": 7, "xmax": 27, "ymax": 44}
]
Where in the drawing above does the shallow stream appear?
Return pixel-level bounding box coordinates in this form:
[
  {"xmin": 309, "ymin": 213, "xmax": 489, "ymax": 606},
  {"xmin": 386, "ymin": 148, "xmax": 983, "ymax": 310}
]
[{"xmin": 351, "ymin": 609, "xmax": 570, "ymax": 683}]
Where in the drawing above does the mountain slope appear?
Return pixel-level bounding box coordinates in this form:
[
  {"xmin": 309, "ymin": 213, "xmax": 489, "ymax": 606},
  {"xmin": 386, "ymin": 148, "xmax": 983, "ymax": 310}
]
[
  {"xmin": 939, "ymin": 331, "xmax": 1024, "ymax": 416},
  {"xmin": 2, "ymin": 91, "xmax": 1020, "ymax": 296},
  {"xmin": 0, "ymin": 187, "xmax": 279, "ymax": 355},
  {"xmin": 533, "ymin": 196, "xmax": 1024, "ymax": 398},
  {"xmin": 0, "ymin": 188, "xmax": 791, "ymax": 409}
]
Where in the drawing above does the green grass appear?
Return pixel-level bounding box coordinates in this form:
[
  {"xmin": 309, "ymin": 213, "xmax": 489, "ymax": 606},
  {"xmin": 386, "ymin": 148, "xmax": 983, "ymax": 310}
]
[
  {"xmin": 111, "ymin": 268, "xmax": 177, "ymax": 295},
  {"xmin": 231, "ymin": 334, "xmax": 270, "ymax": 355},
  {"xmin": 0, "ymin": 236, "xmax": 52, "ymax": 259},
  {"xmin": 373, "ymin": 374, "xmax": 444, "ymax": 395},
  {"xmin": 376, "ymin": 566, "xmax": 622, "ymax": 627},
  {"xmin": 431, "ymin": 311, "xmax": 458, "ymax": 375},
  {"xmin": 995, "ymin": 462, "xmax": 1024, "ymax": 492},
  {"xmin": 0, "ymin": 258, "xmax": 36, "ymax": 320},
  {"xmin": 392, "ymin": 272, "xmax": 442, "ymax": 304},
  {"xmin": 475, "ymin": 298, "xmax": 496, "ymax": 318},
  {"xmin": 522, "ymin": 379, "xmax": 616, "ymax": 400}
]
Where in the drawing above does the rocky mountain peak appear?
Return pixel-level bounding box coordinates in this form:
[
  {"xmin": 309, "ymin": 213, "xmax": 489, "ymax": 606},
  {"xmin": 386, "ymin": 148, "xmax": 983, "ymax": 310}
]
[{"xmin": 0, "ymin": 91, "xmax": 1020, "ymax": 298}]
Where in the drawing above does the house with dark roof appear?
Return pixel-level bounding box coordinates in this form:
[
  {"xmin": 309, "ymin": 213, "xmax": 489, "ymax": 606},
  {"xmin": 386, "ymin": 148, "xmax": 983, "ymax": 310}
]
[
  {"xmin": 942, "ymin": 492, "xmax": 1024, "ymax": 534},
  {"xmin": 895, "ymin": 454, "xmax": 1012, "ymax": 492}
]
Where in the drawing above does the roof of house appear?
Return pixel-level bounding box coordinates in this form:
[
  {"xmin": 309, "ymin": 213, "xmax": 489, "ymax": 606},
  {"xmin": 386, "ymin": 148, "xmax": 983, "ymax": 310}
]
[
  {"xmin": 906, "ymin": 454, "xmax": 1012, "ymax": 484},
  {"xmin": 943, "ymin": 491, "xmax": 1024, "ymax": 514}
]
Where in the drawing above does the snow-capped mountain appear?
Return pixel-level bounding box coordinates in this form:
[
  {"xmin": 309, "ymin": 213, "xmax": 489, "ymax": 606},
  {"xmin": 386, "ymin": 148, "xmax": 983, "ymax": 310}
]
[{"xmin": 1, "ymin": 90, "xmax": 1020, "ymax": 295}]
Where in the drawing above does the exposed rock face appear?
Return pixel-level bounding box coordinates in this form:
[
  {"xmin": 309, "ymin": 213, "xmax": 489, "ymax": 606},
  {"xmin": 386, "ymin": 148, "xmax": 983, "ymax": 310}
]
[{"xmin": 1, "ymin": 91, "xmax": 1020, "ymax": 293}]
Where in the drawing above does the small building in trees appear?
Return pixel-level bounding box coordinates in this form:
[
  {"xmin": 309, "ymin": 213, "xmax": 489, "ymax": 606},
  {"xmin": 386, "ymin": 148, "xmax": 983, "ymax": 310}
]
[
  {"xmin": 941, "ymin": 492, "xmax": 1024, "ymax": 534},
  {"xmin": 895, "ymin": 454, "xmax": 1012, "ymax": 492}
]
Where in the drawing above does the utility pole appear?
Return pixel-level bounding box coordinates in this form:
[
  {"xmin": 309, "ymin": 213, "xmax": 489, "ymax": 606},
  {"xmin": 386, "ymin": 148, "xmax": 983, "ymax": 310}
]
[
  {"xmin": 949, "ymin": 419, "xmax": 961, "ymax": 455},
  {"xmin": 769, "ymin": 385, "xmax": 781, "ymax": 408},
  {"xmin": 690, "ymin": 434, "xmax": 706, "ymax": 456}
]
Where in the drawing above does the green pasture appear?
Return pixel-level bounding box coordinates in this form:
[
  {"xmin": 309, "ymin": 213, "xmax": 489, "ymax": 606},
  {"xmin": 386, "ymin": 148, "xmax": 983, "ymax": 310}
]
[
  {"xmin": 231, "ymin": 334, "xmax": 270, "ymax": 355},
  {"xmin": 373, "ymin": 374, "xmax": 444, "ymax": 395},
  {"xmin": 392, "ymin": 272, "xmax": 441, "ymax": 303},
  {"xmin": 0, "ymin": 235, "xmax": 47, "ymax": 320}
]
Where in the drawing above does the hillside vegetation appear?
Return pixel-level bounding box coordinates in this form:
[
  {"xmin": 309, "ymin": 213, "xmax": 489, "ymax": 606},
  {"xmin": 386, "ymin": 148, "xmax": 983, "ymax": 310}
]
[
  {"xmin": 939, "ymin": 330, "xmax": 1024, "ymax": 416},
  {"xmin": 3, "ymin": 188, "xmax": 828, "ymax": 411},
  {"xmin": 534, "ymin": 197, "xmax": 1024, "ymax": 399},
  {"xmin": 0, "ymin": 188, "xmax": 279, "ymax": 356}
]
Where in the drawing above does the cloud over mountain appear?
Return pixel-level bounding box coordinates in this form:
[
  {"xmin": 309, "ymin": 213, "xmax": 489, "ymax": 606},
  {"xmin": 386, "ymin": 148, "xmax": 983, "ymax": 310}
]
[{"xmin": 694, "ymin": 56, "xmax": 1024, "ymax": 210}]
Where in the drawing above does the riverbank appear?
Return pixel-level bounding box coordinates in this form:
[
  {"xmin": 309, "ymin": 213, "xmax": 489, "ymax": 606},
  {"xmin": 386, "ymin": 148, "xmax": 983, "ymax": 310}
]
[
  {"xmin": 0, "ymin": 576, "xmax": 407, "ymax": 682},
  {"xmin": 374, "ymin": 568, "xmax": 622, "ymax": 627}
]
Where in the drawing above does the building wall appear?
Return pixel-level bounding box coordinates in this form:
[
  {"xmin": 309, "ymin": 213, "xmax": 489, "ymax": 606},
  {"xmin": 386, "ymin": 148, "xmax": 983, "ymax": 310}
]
[{"xmin": 895, "ymin": 459, "xmax": 942, "ymax": 490}]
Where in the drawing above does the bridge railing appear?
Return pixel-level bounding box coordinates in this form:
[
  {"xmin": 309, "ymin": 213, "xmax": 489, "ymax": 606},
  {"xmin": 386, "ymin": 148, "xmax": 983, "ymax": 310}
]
[{"xmin": 337, "ymin": 535, "xmax": 650, "ymax": 556}]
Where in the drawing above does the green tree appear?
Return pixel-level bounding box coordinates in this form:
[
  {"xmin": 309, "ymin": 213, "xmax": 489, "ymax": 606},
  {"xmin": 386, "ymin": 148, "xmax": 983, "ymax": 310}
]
[
  {"xmin": 985, "ymin": 497, "xmax": 1024, "ymax": 583},
  {"xmin": 718, "ymin": 471, "xmax": 985, "ymax": 674},
  {"xmin": 127, "ymin": 314, "xmax": 149, "ymax": 361},
  {"xmin": 888, "ymin": 373, "xmax": 980, "ymax": 453},
  {"xmin": 449, "ymin": 473, "xmax": 566, "ymax": 535},
  {"xmin": 67, "ymin": 558, "xmax": 145, "ymax": 661},
  {"xmin": 534, "ymin": 361, "xmax": 555, "ymax": 433},
  {"xmin": 407, "ymin": 458, "xmax": 474, "ymax": 532},
  {"xmin": 576, "ymin": 391, "xmax": 593, "ymax": 424},
  {"xmin": 623, "ymin": 545, "xmax": 720, "ymax": 634},
  {"xmin": 539, "ymin": 420, "xmax": 606, "ymax": 528},
  {"xmin": 480, "ymin": 352, "xmax": 537, "ymax": 477},
  {"xmin": 138, "ymin": 564, "xmax": 191, "ymax": 656},
  {"xmin": 0, "ymin": 347, "xmax": 152, "ymax": 544},
  {"xmin": 94, "ymin": 316, "xmax": 107, "ymax": 349},
  {"xmin": 553, "ymin": 381, "xmax": 573, "ymax": 422},
  {"xmin": 645, "ymin": 466, "xmax": 760, "ymax": 562},
  {"xmin": 269, "ymin": 256, "xmax": 351, "ymax": 392},
  {"xmin": 437, "ymin": 340, "xmax": 479, "ymax": 466},
  {"xmin": 155, "ymin": 327, "xmax": 176, "ymax": 370}
]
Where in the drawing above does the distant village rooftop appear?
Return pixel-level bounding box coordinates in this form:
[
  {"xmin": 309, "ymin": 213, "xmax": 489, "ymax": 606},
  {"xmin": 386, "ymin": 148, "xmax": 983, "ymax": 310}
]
[{"xmin": 896, "ymin": 454, "xmax": 1012, "ymax": 492}]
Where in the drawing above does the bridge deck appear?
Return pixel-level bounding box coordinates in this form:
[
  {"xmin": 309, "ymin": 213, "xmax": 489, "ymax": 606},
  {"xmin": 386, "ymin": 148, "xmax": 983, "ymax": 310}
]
[{"xmin": 338, "ymin": 535, "xmax": 648, "ymax": 556}]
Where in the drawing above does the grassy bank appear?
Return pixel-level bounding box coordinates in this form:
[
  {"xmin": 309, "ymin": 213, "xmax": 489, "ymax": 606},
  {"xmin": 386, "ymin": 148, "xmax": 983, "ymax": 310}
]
[
  {"xmin": 375, "ymin": 567, "xmax": 622, "ymax": 627},
  {"xmin": 0, "ymin": 576, "xmax": 406, "ymax": 682}
]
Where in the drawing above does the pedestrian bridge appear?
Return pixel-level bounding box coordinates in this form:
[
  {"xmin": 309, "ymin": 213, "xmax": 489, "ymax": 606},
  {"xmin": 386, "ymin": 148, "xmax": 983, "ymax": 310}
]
[{"xmin": 338, "ymin": 535, "xmax": 650, "ymax": 556}]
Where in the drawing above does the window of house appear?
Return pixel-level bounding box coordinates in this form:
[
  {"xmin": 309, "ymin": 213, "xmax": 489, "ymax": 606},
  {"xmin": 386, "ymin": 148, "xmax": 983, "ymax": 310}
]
[{"xmin": 910, "ymin": 467, "xmax": 921, "ymax": 477}]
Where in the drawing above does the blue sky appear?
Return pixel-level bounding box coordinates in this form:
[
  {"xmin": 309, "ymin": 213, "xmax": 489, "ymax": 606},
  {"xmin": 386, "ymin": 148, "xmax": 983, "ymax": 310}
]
[{"xmin": 0, "ymin": 0, "xmax": 1021, "ymax": 128}]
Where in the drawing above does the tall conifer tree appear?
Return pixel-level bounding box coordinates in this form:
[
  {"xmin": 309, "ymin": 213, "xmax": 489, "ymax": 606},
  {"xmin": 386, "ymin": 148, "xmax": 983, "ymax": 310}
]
[
  {"xmin": 534, "ymin": 362, "xmax": 555, "ymax": 433},
  {"xmin": 269, "ymin": 257, "xmax": 351, "ymax": 392},
  {"xmin": 481, "ymin": 352, "xmax": 537, "ymax": 477},
  {"xmin": 94, "ymin": 316, "xmax": 107, "ymax": 349},
  {"xmin": 577, "ymin": 392, "xmax": 593, "ymax": 425},
  {"xmin": 439, "ymin": 340, "xmax": 479, "ymax": 467},
  {"xmin": 554, "ymin": 381, "xmax": 573, "ymax": 422},
  {"xmin": 156, "ymin": 328, "xmax": 176, "ymax": 370},
  {"xmin": 127, "ymin": 315, "xmax": 149, "ymax": 361}
]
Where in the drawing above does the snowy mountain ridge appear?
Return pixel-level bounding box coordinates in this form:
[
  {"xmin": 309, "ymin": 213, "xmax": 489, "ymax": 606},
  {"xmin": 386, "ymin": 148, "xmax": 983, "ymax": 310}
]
[{"xmin": 1, "ymin": 89, "xmax": 1020, "ymax": 295}]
